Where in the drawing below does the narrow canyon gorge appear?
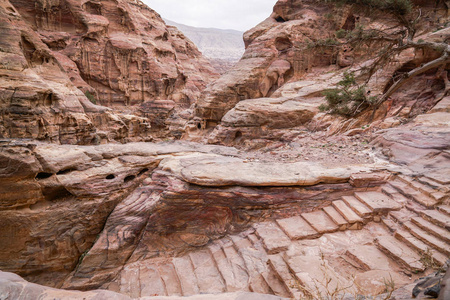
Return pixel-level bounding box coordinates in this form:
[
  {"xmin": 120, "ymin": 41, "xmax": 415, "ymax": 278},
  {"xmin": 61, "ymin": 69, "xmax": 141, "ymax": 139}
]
[{"xmin": 0, "ymin": 0, "xmax": 449, "ymax": 299}]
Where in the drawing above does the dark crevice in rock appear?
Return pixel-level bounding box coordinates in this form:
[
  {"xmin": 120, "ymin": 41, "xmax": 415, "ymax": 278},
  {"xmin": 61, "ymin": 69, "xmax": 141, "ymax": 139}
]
[
  {"xmin": 106, "ymin": 174, "xmax": 115, "ymax": 180},
  {"xmin": 56, "ymin": 168, "xmax": 76, "ymax": 175},
  {"xmin": 35, "ymin": 172, "xmax": 53, "ymax": 180},
  {"xmin": 275, "ymin": 16, "xmax": 286, "ymax": 23},
  {"xmin": 138, "ymin": 168, "xmax": 149, "ymax": 176},
  {"xmin": 124, "ymin": 175, "xmax": 135, "ymax": 182}
]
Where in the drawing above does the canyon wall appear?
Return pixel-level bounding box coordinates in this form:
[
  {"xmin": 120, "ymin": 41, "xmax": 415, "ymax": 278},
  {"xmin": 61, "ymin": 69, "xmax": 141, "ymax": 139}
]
[
  {"xmin": 0, "ymin": 0, "xmax": 218, "ymax": 144},
  {"xmin": 191, "ymin": 0, "xmax": 449, "ymax": 146}
]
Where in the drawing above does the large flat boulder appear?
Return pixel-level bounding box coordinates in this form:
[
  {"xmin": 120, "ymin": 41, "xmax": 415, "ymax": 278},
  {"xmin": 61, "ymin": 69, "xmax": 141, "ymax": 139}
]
[{"xmin": 181, "ymin": 159, "xmax": 380, "ymax": 186}]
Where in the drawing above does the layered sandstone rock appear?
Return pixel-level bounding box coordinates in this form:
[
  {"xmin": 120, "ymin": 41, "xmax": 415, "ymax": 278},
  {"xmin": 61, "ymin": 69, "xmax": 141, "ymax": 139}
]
[
  {"xmin": 1, "ymin": 0, "xmax": 449, "ymax": 299},
  {"xmin": 0, "ymin": 0, "xmax": 217, "ymax": 144},
  {"xmin": 191, "ymin": 0, "xmax": 449, "ymax": 147},
  {"xmin": 0, "ymin": 271, "xmax": 286, "ymax": 300},
  {"xmin": 0, "ymin": 138, "xmax": 386, "ymax": 290},
  {"xmin": 9, "ymin": 0, "xmax": 217, "ymax": 106}
]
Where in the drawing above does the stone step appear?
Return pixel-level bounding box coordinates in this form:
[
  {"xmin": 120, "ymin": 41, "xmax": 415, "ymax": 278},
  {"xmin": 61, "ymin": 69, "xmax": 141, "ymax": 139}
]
[
  {"xmin": 420, "ymin": 210, "xmax": 450, "ymax": 230},
  {"xmin": 382, "ymin": 217, "xmax": 400, "ymax": 232},
  {"xmin": 158, "ymin": 263, "xmax": 182, "ymax": 296},
  {"xmin": 381, "ymin": 185, "xmax": 409, "ymax": 206},
  {"xmin": 253, "ymin": 221, "xmax": 291, "ymax": 254},
  {"xmin": 208, "ymin": 241, "xmax": 249, "ymax": 292},
  {"xmin": 354, "ymin": 191, "xmax": 402, "ymax": 214},
  {"xmin": 394, "ymin": 230, "xmax": 448, "ymax": 267},
  {"xmin": 411, "ymin": 217, "xmax": 450, "ymax": 244},
  {"xmin": 375, "ymin": 235, "xmax": 425, "ymax": 273},
  {"xmin": 389, "ymin": 180, "xmax": 439, "ymax": 208},
  {"xmin": 381, "ymin": 184, "xmax": 399, "ymax": 196},
  {"xmin": 137, "ymin": 264, "xmax": 167, "ymax": 297},
  {"xmin": 118, "ymin": 265, "xmax": 142, "ymax": 298},
  {"xmin": 276, "ymin": 215, "xmax": 321, "ymax": 240},
  {"xmin": 417, "ymin": 177, "xmax": 450, "ymax": 193},
  {"xmin": 403, "ymin": 221, "xmax": 450, "ymax": 256},
  {"xmin": 286, "ymin": 255, "xmax": 356, "ymax": 298},
  {"xmin": 349, "ymin": 171, "xmax": 391, "ymax": 187},
  {"xmin": 189, "ymin": 249, "xmax": 226, "ymax": 294},
  {"xmin": 246, "ymin": 233, "xmax": 291, "ymax": 297},
  {"xmin": 437, "ymin": 205, "xmax": 450, "ymax": 217},
  {"xmin": 405, "ymin": 201, "xmax": 427, "ymax": 215},
  {"xmin": 268, "ymin": 254, "xmax": 304, "ymax": 299},
  {"xmin": 302, "ymin": 210, "xmax": 339, "ymax": 234},
  {"xmin": 345, "ymin": 245, "xmax": 393, "ymax": 271},
  {"xmin": 398, "ymin": 175, "xmax": 448, "ymax": 202},
  {"xmin": 398, "ymin": 175, "xmax": 435, "ymax": 197},
  {"xmin": 172, "ymin": 256, "xmax": 200, "ymax": 296},
  {"xmin": 262, "ymin": 263, "xmax": 292, "ymax": 298},
  {"xmin": 424, "ymin": 174, "xmax": 450, "ymax": 186},
  {"xmin": 332, "ymin": 200, "xmax": 364, "ymax": 227},
  {"xmin": 229, "ymin": 235, "xmax": 272, "ymax": 295},
  {"xmin": 389, "ymin": 209, "xmax": 417, "ymax": 224},
  {"xmin": 323, "ymin": 206, "xmax": 348, "ymax": 230},
  {"xmin": 341, "ymin": 195, "xmax": 372, "ymax": 218},
  {"xmin": 220, "ymin": 238, "xmax": 251, "ymax": 292}
]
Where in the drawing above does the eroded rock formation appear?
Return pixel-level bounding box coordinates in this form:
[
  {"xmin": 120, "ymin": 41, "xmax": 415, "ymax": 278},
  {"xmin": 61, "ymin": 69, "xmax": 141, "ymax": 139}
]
[
  {"xmin": 0, "ymin": 0, "xmax": 218, "ymax": 144},
  {"xmin": 0, "ymin": 0, "xmax": 449, "ymax": 299},
  {"xmin": 0, "ymin": 138, "xmax": 386, "ymax": 289},
  {"xmin": 191, "ymin": 0, "xmax": 449, "ymax": 148}
]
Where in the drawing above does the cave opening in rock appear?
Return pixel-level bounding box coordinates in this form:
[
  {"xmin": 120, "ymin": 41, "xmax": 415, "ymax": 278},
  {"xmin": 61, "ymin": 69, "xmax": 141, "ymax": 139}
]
[{"xmin": 106, "ymin": 174, "xmax": 115, "ymax": 180}]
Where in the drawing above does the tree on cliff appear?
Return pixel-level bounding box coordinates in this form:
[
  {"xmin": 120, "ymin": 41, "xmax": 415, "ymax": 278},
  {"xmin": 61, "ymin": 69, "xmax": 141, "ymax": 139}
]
[{"xmin": 318, "ymin": 0, "xmax": 450, "ymax": 117}]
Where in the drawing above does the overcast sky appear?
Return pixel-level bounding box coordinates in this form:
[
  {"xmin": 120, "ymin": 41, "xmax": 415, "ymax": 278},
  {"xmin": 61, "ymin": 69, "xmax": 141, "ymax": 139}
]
[{"xmin": 143, "ymin": 0, "xmax": 278, "ymax": 31}]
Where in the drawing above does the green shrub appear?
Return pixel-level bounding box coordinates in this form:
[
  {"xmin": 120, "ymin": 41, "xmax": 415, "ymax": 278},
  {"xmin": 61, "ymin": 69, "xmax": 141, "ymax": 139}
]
[
  {"xmin": 85, "ymin": 91, "xmax": 97, "ymax": 104},
  {"xmin": 335, "ymin": 29, "xmax": 347, "ymax": 39},
  {"xmin": 319, "ymin": 71, "xmax": 377, "ymax": 117},
  {"xmin": 323, "ymin": 0, "xmax": 412, "ymax": 16}
]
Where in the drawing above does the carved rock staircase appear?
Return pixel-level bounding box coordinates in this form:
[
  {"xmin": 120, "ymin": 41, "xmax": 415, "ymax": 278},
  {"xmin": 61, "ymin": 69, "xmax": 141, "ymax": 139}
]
[{"xmin": 114, "ymin": 174, "xmax": 449, "ymax": 299}]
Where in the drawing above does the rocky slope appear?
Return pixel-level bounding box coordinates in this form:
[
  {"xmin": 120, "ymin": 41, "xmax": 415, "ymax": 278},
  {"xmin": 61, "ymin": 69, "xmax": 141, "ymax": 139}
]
[
  {"xmin": 0, "ymin": 0, "xmax": 218, "ymax": 144},
  {"xmin": 0, "ymin": 0, "xmax": 449, "ymax": 299},
  {"xmin": 190, "ymin": 0, "xmax": 449, "ymax": 147}
]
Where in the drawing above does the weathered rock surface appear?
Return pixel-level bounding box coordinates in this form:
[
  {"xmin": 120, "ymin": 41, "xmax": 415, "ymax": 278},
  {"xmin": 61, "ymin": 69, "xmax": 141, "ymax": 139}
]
[
  {"xmin": 0, "ymin": 0, "xmax": 217, "ymax": 143},
  {"xmin": 0, "ymin": 271, "xmax": 287, "ymax": 300},
  {"xmin": 0, "ymin": 139, "xmax": 386, "ymax": 290},
  {"xmin": 1, "ymin": 0, "xmax": 450, "ymax": 299},
  {"xmin": 190, "ymin": 0, "xmax": 448, "ymax": 148}
]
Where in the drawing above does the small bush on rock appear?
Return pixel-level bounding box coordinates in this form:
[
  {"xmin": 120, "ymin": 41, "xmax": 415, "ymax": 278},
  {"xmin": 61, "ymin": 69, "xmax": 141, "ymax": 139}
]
[
  {"xmin": 319, "ymin": 71, "xmax": 377, "ymax": 117},
  {"xmin": 85, "ymin": 91, "xmax": 97, "ymax": 104},
  {"xmin": 323, "ymin": 0, "xmax": 412, "ymax": 16}
]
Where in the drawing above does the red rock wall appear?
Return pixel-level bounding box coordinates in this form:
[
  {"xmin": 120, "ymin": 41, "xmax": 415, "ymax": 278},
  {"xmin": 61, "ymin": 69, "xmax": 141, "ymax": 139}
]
[
  {"xmin": 9, "ymin": 0, "xmax": 218, "ymax": 107},
  {"xmin": 0, "ymin": 0, "xmax": 218, "ymax": 144}
]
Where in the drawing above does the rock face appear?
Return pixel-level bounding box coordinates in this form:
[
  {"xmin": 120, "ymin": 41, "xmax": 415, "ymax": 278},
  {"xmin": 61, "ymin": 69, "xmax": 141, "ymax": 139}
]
[
  {"xmin": 0, "ymin": 139, "xmax": 386, "ymax": 290},
  {"xmin": 1, "ymin": 0, "xmax": 450, "ymax": 299},
  {"xmin": 194, "ymin": 0, "xmax": 351, "ymax": 126},
  {"xmin": 0, "ymin": 271, "xmax": 287, "ymax": 300},
  {"xmin": 191, "ymin": 0, "xmax": 449, "ymax": 147},
  {"xmin": 0, "ymin": 0, "xmax": 217, "ymax": 144},
  {"xmin": 10, "ymin": 0, "xmax": 217, "ymax": 106}
]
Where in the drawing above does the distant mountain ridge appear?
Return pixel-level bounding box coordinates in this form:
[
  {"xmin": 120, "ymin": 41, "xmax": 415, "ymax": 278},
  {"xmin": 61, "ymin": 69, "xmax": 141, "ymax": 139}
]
[{"xmin": 164, "ymin": 19, "xmax": 245, "ymax": 62}]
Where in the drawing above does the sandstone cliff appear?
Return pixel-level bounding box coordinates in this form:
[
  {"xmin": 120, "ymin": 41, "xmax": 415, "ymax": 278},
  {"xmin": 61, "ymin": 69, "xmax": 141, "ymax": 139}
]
[
  {"xmin": 191, "ymin": 0, "xmax": 449, "ymax": 148},
  {"xmin": 0, "ymin": 0, "xmax": 218, "ymax": 144},
  {"xmin": 0, "ymin": 0, "xmax": 449, "ymax": 299}
]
